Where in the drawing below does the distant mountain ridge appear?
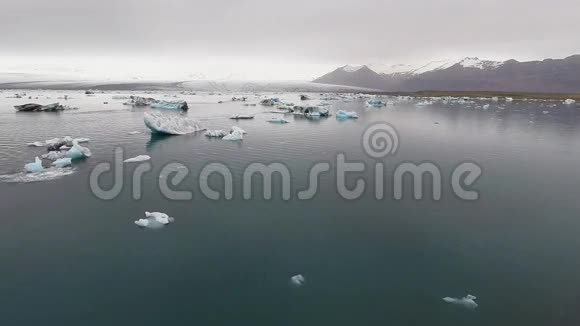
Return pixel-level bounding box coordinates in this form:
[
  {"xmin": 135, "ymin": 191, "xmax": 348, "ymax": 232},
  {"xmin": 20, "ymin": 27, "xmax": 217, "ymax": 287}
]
[{"xmin": 314, "ymin": 55, "xmax": 580, "ymax": 93}]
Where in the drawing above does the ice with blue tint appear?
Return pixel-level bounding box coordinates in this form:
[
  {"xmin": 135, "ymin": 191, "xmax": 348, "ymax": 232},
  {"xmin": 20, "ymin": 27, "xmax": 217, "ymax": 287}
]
[{"xmin": 24, "ymin": 157, "xmax": 44, "ymax": 173}]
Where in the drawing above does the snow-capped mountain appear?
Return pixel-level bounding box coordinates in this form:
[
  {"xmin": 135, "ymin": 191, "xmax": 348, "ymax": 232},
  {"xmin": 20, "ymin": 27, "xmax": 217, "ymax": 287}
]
[
  {"xmin": 314, "ymin": 55, "xmax": 580, "ymax": 93},
  {"xmin": 336, "ymin": 57, "xmax": 504, "ymax": 77}
]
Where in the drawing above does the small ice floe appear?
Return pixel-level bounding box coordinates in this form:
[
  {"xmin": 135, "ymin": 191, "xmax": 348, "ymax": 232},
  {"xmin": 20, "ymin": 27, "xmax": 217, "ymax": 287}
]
[
  {"xmin": 482, "ymin": 104, "xmax": 490, "ymax": 110},
  {"xmin": 290, "ymin": 274, "xmax": 306, "ymax": 287},
  {"xmin": 336, "ymin": 110, "xmax": 358, "ymax": 119},
  {"xmin": 260, "ymin": 98, "xmax": 281, "ymax": 106},
  {"xmin": 127, "ymin": 131, "xmax": 141, "ymax": 135},
  {"xmin": 124, "ymin": 155, "xmax": 151, "ymax": 163},
  {"xmin": 223, "ymin": 129, "xmax": 244, "ymax": 141},
  {"xmin": 505, "ymin": 97, "xmax": 514, "ymax": 102},
  {"xmin": 267, "ymin": 117, "xmax": 289, "ymax": 124},
  {"xmin": 24, "ymin": 157, "xmax": 44, "ymax": 173},
  {"xmin": 134, "ymin": 211, "xmax": 175, "ymax": 229},
  {"xmin": 74, "ymin": 137, "xmax": 90, "ymax": 143},
  {"xmin": 230, "ymin": 114, "xmax": 255, "ymax": 120},
  {"xmin": 65, "ymin": 140, "xmax": 92, "ymax": 160},
  {"xmin": 491, "ymin": 97, "xmax": 499, "ymax": 102},
  {"xmin": 0, "ymin": 168, "xmax": 75, "ymax": 183},
  {"xmin": 542, "ymin": 110, "xmax": 550, "ymax": 114},
  {"xmin": 27, "ymin": 141, "xmax": 45, "ymax": 147},
  {"xmin": 231, "ymin": 126, "xmax": 247, "ymax": 134},
  {"xmin": 205, "ymin": 130, "xmax": 228, "ymax": 138},
  {"xmin": 52, "ymin": 158, "xmax": 72, "ymax": 168},
  {"xmin": 366, "ymin": 99, "xmax": 387, "ymax": 108},
  {"xmin": 144, "ymin": 112, "xmax": 205, "ymax": 135},
  {"xmin": 442, "ymin": 294, "xmax": 478, "ymax": 309},
  {"xmin": 564, "ymin": 99, "xmax": 576, "ymax": 105}
]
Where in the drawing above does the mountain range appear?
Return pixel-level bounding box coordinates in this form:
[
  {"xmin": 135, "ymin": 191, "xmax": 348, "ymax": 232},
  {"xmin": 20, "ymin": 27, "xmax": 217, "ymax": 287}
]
[{"xmin": 313, "ymin": 55, "xmax": 580, "ymax": 93}]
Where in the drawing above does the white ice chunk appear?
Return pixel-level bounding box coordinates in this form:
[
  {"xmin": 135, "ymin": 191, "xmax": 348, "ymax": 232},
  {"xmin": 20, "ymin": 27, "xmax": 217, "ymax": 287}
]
[
  {"xmin": 27, "ymin": 141, "xmax": 45, "ymax": 147},
  {"xmin": 290, "ymin": 274, "xmax": 305, "ymax": 286},
  {"xmin": 144, "ymin": 111, "xmax": 205, "ymax": 135},
  {"xmin": 65, "ymin": 140, "xmax": 92, "ymax": 160},
  {"xmin": 135, "ymin": 211, "xmax": 175, "ymax": 229},
  {"xmin": 564, "ymin": 99, "xmax": 576, "ymax": 105},
  {"xmin": 145, "ymin": 211, "xmax": 174, "ymax": 224},
  {"xmin": 124, "ymin": 155, "xmax": 151, "ymax": 163},
  {"xmin": 74, "ymin": 137, "xmax": 91, "ymax": 143},
  {"xmin": 442, "ymin": 294, "xmax": 478, "ymax": 309},
  {"xmin": 52, "ymin": 158, "xmax": 72, "ymax": 168},
  {"xmin": 205, "ymin": 130, "xmax": 228, "ymax": 137},
  {"xmin": 24, "ymin": 157, "xmax": 45, "ymax": 173},
  {"xmin": 42, "ymin": 151, "xmax": 66, "ymax": 161},
  {"xmin": 223, "ymin": 130, "xmax": 244, "ymax": 141},
  {"xmin": 231, "ymin": 126, "xmax": 247, "ymax": 134},
  {"xmin": 127, "ymin": 131, "xmax": 141, "ymax": 135},
  {"xmin": 267, "ymin": 118, "xmax": 290, "ymax": 124}
]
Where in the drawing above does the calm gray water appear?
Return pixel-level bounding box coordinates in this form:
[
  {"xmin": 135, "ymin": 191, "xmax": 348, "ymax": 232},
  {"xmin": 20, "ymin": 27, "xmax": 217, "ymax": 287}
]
[{"xmin": 1, "ymin": 90, "xmax": 580, "ymax": 325}]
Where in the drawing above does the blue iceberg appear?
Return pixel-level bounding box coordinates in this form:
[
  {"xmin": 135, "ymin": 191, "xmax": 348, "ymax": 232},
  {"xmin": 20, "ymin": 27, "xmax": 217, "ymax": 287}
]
[
  {"xmin": 66, "ymin": 140, "xmax": 92, "ymax": 160},
  {"xmin": 24, "ymin": 157, "xmax": 45, "ymax": 173},
  {"xmin": 336, "ymin": 110, "xmax": 358, "ymax": 119},
  {"xmin": 52, "ymin": 158, "xmax": 72, "ymax": 168}
]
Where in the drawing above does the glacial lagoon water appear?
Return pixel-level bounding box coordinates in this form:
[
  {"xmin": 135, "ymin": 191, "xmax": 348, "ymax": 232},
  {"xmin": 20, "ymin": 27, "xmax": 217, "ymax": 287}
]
[{"xmin": 1, "ymin": 90, "xmax": 580, "ymax": 325}]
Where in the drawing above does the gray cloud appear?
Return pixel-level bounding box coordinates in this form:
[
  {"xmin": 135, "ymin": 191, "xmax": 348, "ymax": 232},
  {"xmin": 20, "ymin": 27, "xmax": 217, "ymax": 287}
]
[{"xmin": 1, "ymin": 0, "xmax": 579, "ymax": 78}]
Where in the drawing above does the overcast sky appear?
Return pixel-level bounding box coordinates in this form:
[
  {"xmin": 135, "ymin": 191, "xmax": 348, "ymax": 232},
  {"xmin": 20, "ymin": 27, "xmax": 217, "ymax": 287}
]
[{"xmin": 1, "ymin": 0, "xmax": 579, "ymax": 80}]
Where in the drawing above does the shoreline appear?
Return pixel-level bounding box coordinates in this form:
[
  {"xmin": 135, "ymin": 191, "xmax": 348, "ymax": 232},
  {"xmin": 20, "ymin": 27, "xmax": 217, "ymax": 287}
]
[{"xmin": 0, "ymin": 79, "xmax": 578, "ymax": 101}]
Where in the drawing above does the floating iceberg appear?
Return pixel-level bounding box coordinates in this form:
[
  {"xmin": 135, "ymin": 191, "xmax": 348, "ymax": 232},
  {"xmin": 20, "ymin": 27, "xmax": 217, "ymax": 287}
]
[
  {"xmin": 123, "ymin": 96, "xmax": 156, "ymax": 107},
  {"xmin": 505, "ymin": 97, "xmax": 514, "ymax": 102},
  {"xmin": 564, "ymin": 99, "xmax": 576, "ymax": 105},
  {"xmin": 151, "ymin": 100, "xmax": 189, "ymax": 111},
  {"xmin": 260, "ymin": 98, "xmax": 281, "ymax": 106},
  {"xmin": 135, "ymin": 211, "xmax": 175, "ymax": 229},
  {"xmin": 482, "ymin": 104, "xmax": 490, "ymax": 110},
  {"xmin": 223, "ymin": 129, "xmax": 244, "ymax": 141},
  {"xmin": 366, "ymin": 99, "xmax": 387, "ymax": 108},
  {"xmin": 205, "ymin": 130, "xmax": 228, "ymax": 138},
  {"xmin": 230, "ymin": 114, "xmax": 254, "ymax": 120},
  {"xmin": 144, "ymin": 112, "xmax": 205, "ymax": 135},
  {"xmin": 442, "ymin": 294, "xmax": 478, "ymax": 309},
  {"xmin": 24, "ymin": 157, "xmax": 45, "ymax": 173},
  {"xmin": 291, "ymin": 106, "xmax": 330, "ymax": 117},
  {"xmin": 231, "ymin": 126, "xmax": 247, "ymax": 134},
  {"xmin": 124, "ymin": 155, "xmax": 151, "ymax": 163},
  {"xmin": 14, "ymin": 102, "xmax": 77, "ymax": 112},
  {"xmin": 127, "ymin": 131, "xmax": 141, "ymax": 135},
  {"xmin": 267, "ymin": 117, "xmax": 289, "ymax": 124},
  {"xmin": 290, "ymin": 274, "xmax": 305, "ymax": 286},
  {"xmin": 52, "ymin": 158, "xmax": 72, "ymax": 168},
  {"xmin": 336, "ymin": 110, "xmax": 358, "ymax": 119},
  {"xmin": 65, "ymin": 140, "xmax": 92, "ymax": 160}
]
